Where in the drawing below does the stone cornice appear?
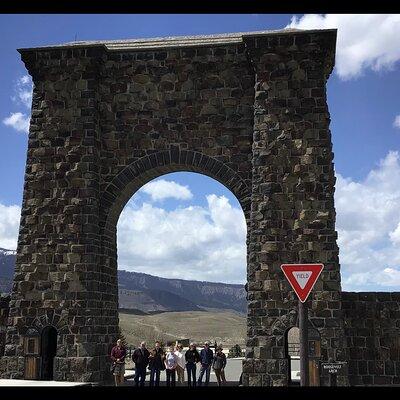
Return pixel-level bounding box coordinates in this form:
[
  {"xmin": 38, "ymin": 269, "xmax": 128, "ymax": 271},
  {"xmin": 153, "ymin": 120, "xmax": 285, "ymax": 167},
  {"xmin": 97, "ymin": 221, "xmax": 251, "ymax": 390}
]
[{"xmin": 17, "ymin": 28, "xmax": 337, "ymax": 53}]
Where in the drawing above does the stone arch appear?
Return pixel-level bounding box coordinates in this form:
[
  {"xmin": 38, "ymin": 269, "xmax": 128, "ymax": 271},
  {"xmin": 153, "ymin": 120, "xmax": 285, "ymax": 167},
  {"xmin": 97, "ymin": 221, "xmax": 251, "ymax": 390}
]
[
  {"xmin": 30, "ymin": 311, "xmax": 70, "ymax": 335},
  {"xmin": 99, "ymin": 148, "xmax": 252, "ymax": 237},
  {"xmin": 3, "ymin": 29, "xmax": 347, "ymax": 385},
  {"xmin": 96, "ymin": 148, "xmax": 252, "ymax": 380},
  {"xmin": 98, "ymin": 147, "xmax": 251, "ymax": 304}
]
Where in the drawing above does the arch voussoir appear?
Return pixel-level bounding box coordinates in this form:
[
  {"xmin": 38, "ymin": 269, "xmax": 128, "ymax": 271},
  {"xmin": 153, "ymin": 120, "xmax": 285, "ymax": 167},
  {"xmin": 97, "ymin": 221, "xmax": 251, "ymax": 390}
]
[{"xmin": 100, "ymin": 149, "xmax": 252, "ymax": 233}]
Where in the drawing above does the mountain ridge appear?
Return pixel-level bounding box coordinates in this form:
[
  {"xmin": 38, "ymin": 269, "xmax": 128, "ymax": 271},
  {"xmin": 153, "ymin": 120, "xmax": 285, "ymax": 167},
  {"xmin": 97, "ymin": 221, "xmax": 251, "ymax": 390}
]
[{"xmin": 0, "ymin": 248, "xmax": 246, "ymax": 314}]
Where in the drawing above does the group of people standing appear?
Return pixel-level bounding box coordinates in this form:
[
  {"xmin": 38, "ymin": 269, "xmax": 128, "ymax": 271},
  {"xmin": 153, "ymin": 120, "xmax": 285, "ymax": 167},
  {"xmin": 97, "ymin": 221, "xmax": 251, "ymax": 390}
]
[{"xmin": 110, "ymin": 339, "xmax": 227, "ymax": 387}]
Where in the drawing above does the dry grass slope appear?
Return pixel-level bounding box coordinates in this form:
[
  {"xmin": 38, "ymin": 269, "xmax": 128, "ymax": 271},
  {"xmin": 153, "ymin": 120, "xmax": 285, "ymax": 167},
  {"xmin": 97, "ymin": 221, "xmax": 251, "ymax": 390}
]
[{"xmin": 119, "ymin": 310, "xmax": 246, "ymax": 348}]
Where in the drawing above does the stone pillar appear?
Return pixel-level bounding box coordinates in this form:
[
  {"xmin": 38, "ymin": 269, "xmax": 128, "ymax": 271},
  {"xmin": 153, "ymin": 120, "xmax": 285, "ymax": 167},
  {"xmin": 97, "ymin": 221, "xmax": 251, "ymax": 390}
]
[
  {"xmin": 0, "ymin": 295, "xmax": 10, "ymax": 357},
  {"xmin": 242, "ymin": 30, "xmax": 348, "ymax": 386},
  {"xmin": 1, "ymin": 46, "xmax": 113, "ymax": 382}
]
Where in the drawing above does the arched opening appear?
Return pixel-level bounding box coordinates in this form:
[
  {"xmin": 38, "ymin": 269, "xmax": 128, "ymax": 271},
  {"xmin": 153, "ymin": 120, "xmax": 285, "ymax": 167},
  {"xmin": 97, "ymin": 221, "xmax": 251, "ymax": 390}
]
[
  {"xmin": 285, "ymin": 326, "xmax": 321, "ymax": 386},
  {"xmin": 286, "ymin": 326, "xmax": 300, "ymax": 386},
  {"xmin": 115, "ymin": 170, "xmax": 248, "ymax": 385},
  {"xmin": 40, "ymin": 326, "xmax": 57, "ymax": 380},
  {"xmin": 98, "ymin": 150, "xmax": 252, "ymax": 385}
]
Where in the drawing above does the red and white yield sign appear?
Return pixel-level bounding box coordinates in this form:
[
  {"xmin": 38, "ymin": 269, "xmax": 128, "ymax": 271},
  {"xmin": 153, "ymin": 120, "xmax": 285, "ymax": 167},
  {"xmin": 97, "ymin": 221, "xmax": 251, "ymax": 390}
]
[{"xmin": 281, "ymin": 264, "xmax": 324, "ymax": 302}]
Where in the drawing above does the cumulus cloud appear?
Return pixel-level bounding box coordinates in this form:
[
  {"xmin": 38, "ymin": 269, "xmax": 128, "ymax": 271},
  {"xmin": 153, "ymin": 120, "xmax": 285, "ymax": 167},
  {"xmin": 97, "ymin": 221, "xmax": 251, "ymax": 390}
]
[
  {"xmin": 335, "ymin": 151, "xmax": 400, "ymax": 290},
  {"xmin": 12, "ymin": 75, "xmax": 33, "ymax": 109},
  {"xmin": 3, "ymin": 112, "xmax": 30, "ymax": 133},
  {"xmin": 117, "ymin": 194, "xmax": 247, "ymax": 283},
  {"xmin": 286, "ymin": 14, "xmax": 400, "ymax": 80},
  {"xmin": 2, "ymin": 75, "xmax": 32, "ymax": 133},
  {"xmin": 393, "ymin": 115, "xmax": 400, "ymax": 129},
  {"xmin": 117, "ymin": 151, "xmax": 400, "ymax": 288},
  {"xmin": 140, "ymin": 179, "xmax": 193, "ymax": 202},
  {"xmin": 0, "ymin": 203, "xmax": 21, "ymax": 250},
  {"xmin": 389, "ymin": 222, "xmax": 400, "ymax": 244}
]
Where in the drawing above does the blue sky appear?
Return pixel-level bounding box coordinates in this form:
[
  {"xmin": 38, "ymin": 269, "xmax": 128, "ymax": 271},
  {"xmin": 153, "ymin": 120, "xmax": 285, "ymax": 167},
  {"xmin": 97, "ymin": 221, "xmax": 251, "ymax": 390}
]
[{"xmin": 0, "ymin": 14, "xmax": 400, "ymax": 290}]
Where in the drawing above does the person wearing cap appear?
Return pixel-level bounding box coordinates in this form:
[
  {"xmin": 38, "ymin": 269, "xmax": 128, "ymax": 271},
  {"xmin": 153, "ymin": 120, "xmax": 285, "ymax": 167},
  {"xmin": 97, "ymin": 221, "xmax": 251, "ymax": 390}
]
[
  {"xmin": 197, "ymin": 341, "xmax": 214, "ymax": 386},
  {"xmin": 185, "ymin": 342, "xmax": 201, "ymax": 387},
  {"xmin": 212, "ymin": 345, "xmax": 227, "ymax": 386}
]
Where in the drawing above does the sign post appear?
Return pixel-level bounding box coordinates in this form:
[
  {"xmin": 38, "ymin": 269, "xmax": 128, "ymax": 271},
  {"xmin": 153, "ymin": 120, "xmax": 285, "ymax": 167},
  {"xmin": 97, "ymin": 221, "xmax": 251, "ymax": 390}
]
[
  {"xmin": 281, "ymin": 264, "xmax": 324, "ymax": 387},
  {"xmin": 298, "ymin": 298, "xmax": 309, "ymax": 386}
]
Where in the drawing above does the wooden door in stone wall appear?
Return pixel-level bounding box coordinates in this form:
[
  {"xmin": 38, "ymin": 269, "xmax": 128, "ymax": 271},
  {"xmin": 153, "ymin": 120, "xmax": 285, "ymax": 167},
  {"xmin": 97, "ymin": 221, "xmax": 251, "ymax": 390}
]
[
  {"xmin": 24, "ymin": 335, "xmax": 40, "ymax": 380},
  {"xmin": 309, "ymin": 330, "xmax": 321, "ymax": 386}
]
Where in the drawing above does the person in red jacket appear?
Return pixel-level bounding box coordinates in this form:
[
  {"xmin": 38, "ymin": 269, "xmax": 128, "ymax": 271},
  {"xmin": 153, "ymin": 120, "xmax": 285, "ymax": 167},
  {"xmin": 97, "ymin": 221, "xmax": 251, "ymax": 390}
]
[{"xmin": 110, "ymin": 339, "xmax": 127, "ymax": 386}]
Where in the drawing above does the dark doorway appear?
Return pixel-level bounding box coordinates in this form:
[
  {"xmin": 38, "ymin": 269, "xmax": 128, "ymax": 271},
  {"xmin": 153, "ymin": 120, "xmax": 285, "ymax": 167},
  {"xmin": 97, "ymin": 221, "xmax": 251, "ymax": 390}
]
[{"xmin": 40, "ymin": 326, "xmax": 57, "ymax": 380}]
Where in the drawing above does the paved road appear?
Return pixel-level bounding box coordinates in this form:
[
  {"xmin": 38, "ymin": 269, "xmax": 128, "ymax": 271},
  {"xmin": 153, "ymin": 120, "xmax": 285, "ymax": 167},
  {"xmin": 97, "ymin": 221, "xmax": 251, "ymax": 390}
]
[{"xmin": 125, "ymin": 357, "xmax": 243, "ymax": 386}]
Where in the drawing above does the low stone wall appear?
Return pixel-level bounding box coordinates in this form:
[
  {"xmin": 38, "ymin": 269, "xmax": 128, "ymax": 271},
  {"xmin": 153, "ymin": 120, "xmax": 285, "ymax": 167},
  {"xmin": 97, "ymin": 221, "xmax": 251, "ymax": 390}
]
[
  {"xmin": 342, "ymin": 292, "xmax": 400, "ymax": 386},
  {"xmin": 0, "ymin": 295, "xmax": 10, "ymax": 356}
]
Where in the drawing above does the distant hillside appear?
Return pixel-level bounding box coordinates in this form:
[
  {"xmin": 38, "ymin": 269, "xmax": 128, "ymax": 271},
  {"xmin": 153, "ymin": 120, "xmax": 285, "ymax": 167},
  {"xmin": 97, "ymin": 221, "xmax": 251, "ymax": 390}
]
[
  {"xmin": 118, "ymin": 288, "xmax": 203, "ymax": 313},
  {"xmin": 119, "ymin": 310, "xmax": 247, "ymax": 348},
  {"xmin": 0, "ymin": 248, "xmax": 15, "ymax": 293},
  {"xmin": 0, "ymin": 249, "xmax": 246, "ymax": 314},
  {"xmin": 118, "ymin": 270, "xmax": 246, "ymax": 313}
]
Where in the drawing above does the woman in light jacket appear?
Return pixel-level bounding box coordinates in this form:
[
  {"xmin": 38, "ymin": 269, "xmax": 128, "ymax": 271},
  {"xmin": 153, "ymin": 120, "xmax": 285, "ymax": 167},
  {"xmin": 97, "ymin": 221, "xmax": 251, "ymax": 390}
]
[
  {"xmin": 174, "ymin": 343, "xmax": 186, "ymax": 385},
  {"xmin": 165, "ymin": 345, "xmax": 178, "ymax": 387}
]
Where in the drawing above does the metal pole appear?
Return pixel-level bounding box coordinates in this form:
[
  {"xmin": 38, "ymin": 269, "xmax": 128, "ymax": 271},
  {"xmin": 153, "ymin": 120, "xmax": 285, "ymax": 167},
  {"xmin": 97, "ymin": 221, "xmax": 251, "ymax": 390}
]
[{"xmin": 299, "ymin": 299, "xmax": 309, "ymax": 386}]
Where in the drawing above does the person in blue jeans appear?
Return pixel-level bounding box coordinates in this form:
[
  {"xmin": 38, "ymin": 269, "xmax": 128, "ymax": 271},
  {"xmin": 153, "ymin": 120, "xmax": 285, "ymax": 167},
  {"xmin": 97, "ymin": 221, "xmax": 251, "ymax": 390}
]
[
  {"xmin": 132, "ymin": 341, "xmax": 150, "ymax": 387},
  {"xmin": 197, "ymin": 341, "xmax": 214, "ymax": 386},
  {"xmin": 148, "ymin": 341, "xmax": 165, "ymax": 387},
  {"xmin": 185, "ymin": 342, "xmax": 201, "ymax": 387}
]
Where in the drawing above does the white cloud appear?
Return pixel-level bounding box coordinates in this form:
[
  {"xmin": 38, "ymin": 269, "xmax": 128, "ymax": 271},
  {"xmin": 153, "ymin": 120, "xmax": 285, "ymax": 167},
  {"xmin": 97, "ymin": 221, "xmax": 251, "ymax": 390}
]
[
  {"xmin": 393, "ymin": 115, "xmax": 400, "ymax": 129},
  {"xmin": 2, "ymin": 112, "xmax": 30, "ymax": 133},
  {"xmin": 12, "ymin": 75, "xmax": 33, "ymax": 109},
  {"xmin": 389, "ymin": 222, "xmax": 400, "ymax": 244},
  {"xmin": 117, "ymin": 194, "xmax": 247, "ymax": 283},
  {"xmin": 286, "ymin": 14, "xmax": 400, "ymax": 80},
  {"xmin": 335, "ymin": 151, "xmax": 400, "ymax": 289},
  {"xmin": 140, "ymin": 179, "xmax": 193, "ymax": 202},
  {"xmin": 0, "ymin": 203, "xmax": 21, "ymax": 250},
  {"xmin": 3, "ymin": 75, "xmax": 33, "ymax": 133}
]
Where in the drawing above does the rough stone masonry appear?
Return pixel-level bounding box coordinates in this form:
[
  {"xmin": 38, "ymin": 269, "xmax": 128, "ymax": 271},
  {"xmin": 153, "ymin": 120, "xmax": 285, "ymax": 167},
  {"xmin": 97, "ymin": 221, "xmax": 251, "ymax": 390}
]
[{"xmin": 1, "ymin": 28, "xmax": 398, "ymax": 385}]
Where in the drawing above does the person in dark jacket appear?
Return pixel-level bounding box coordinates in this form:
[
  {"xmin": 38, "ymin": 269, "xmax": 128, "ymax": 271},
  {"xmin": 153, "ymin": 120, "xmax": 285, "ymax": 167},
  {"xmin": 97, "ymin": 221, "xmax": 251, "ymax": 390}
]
[
  {"xmin": 185, "ymin": 342, "xmax": 201, "ymax": 387},
  {"xmin": 197, "ymin": 341, "xmax": 214, "ymax": 386},
  {"xmin": 132, "ymin": 341, "xmax": 150, "ymax": 387},
  {"xmin": 148, "ymin": 341, "xmax": 165, "ymax": 387},
  {"xmin": 212, "ymin": 346, "xmax": 227, "ymax": 386}
]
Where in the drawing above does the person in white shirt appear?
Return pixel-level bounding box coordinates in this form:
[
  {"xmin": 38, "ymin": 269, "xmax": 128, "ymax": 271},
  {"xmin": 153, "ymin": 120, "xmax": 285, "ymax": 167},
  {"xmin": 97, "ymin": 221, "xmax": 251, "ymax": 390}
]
[
  {"xmin": 164, "ymin": 345, "xmax": 178, "ymax": 387},
  {"xmin": 174, "ymin": 343, "xmax": 186, "ymax": 385}
]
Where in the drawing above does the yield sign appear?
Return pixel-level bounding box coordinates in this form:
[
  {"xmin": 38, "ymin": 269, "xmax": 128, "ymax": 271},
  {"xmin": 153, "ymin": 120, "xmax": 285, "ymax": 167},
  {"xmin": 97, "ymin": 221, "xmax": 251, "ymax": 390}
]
[{"xmin": 280, "ymin": 264, "xmax": 324, "ymax": 302}]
